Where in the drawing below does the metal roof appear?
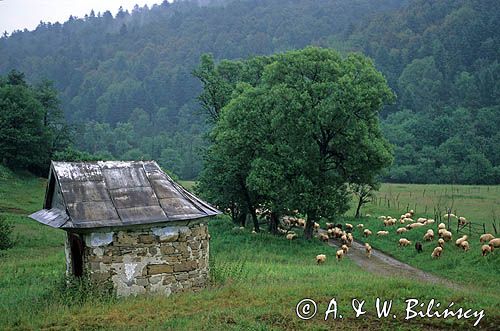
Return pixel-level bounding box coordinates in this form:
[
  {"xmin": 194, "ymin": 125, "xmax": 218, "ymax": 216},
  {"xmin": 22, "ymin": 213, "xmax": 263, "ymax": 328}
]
[{"xmin": 29, "ymin": 161, "xmax": 221, "ymax": 229}]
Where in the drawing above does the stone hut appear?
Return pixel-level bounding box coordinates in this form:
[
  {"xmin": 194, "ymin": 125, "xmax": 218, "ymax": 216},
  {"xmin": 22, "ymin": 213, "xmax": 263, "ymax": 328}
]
[{"xmin": 29, "ymin": 161, "xmax": 220, "ymax": 296}]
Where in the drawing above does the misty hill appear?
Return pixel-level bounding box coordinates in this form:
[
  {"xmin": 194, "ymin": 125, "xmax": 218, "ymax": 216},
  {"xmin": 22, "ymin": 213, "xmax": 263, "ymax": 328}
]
[{"xmin": 0, "ymin": 0, "xmax": 498, "ymax": 183}]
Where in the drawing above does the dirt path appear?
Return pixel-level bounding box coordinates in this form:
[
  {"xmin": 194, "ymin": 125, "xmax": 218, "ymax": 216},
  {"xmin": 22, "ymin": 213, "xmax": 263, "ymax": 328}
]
[{"xmin": 328, "ymin": 238, "xmax": 457, "ymax": 288}]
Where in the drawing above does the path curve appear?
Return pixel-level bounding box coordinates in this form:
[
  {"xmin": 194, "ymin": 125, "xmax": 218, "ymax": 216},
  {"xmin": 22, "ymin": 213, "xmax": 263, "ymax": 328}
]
[{"xmin": 327, "ymin": 237, "xmax": 457, "ymax": 289}]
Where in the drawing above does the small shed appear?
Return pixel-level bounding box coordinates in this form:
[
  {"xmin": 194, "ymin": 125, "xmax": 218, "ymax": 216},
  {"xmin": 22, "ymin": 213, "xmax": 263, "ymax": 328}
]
[{"xmin": 30, "ymin": 161, "xmax": 220, "ymax": 296}]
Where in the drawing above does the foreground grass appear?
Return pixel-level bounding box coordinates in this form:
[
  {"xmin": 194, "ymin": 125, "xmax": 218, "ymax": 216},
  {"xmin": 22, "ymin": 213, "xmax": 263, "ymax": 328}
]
[{"xmin": 1, "ymin": 174, "xmax": 499, "ymax": 329}]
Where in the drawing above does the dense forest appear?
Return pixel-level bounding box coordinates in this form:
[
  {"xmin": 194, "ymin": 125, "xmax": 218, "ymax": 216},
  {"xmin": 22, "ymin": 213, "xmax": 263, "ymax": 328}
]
[{"xmin": 0, "ymin": 0, "xmax": 498, "ymax": 183}]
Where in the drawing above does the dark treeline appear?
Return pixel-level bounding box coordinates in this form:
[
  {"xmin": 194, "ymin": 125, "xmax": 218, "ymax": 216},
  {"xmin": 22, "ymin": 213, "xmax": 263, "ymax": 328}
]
[{"xmin": 0, "ymin": 0, "xmax": 498, "ymax": 183}]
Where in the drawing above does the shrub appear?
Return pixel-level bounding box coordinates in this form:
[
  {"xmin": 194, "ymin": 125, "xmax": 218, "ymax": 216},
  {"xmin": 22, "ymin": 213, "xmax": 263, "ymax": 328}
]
[{"xmin": 0, "ymin": 215, "xmax": 14, "ymax": 250}]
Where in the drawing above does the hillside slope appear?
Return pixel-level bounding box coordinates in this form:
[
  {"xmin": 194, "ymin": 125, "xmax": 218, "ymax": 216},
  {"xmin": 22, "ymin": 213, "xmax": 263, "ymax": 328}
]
[{"xmin": 0, "ymin": 0, "xmax": 498, "ymax": 183}]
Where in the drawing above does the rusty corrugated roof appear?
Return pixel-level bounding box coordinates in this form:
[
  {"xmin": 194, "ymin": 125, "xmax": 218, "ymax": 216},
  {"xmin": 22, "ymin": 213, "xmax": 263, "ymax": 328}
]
[{"xmin": 29, "ymin": 161, "xmax": 220, "ymax": 229}]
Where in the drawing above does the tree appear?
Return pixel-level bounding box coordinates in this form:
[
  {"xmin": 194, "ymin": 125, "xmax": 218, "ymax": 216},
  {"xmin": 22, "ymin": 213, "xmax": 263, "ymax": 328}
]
[
  {"xmin": 0, "ymin": 71, "xmax": 70, "ymax": 174},
  {"xmin": 350, "ymin": 182, "xmax": 380, "ymax": 218},
  {"xmin": 198, "ymin": 48, "xmax": 394, "ymax": 238}
]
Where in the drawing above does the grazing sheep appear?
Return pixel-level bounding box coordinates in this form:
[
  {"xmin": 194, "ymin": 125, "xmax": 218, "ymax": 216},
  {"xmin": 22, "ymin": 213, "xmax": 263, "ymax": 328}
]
[
  {"xmin": 425, "ymin": 219, "xmax": 435, "ymax": 225},
  {"xmin": 489, "ymin": 238, "xmax": 500, "ymax": 248},
  {"xmin": 357, "ymin": 224, "xmax": 364, "ymax": 229},
  {"xmin": 384, "ymin": 219, "xmax": 396, "ymax": 226},
  {"xmin": 423, "ymin": 229, "xmax": 434, "ymax": 241},
  {"xmin": 481, "ymin": 245, "xmax": 492, "ymax": 256},
  {"xmin": 417, "ymin": 217, "xmax": 427, "ymax": 223},
  {"xmin": 404, "ymin": 218, "xmax": 414, "ymax": 223},
  {"xmin": 365, "ymin": 243, "xmax": 372, "ymax": 258},
  {"xmin": 455, "ymin": 235, "xmax": 468, "ymax": 247},
  {"xmin": 438, "ymin": 223, "xmax": 446, "ymax": 230},
  {"xmin": 345, "ymin": 223, "xmax": 353, "ymax": 231},
  {"xmin": 252, "ymin": 230, "xmax": 257, "ymax": 234},
  {"xmin": 443, "ymin": 213, "xmax": 457, "ymax": 219},
  {"xmin": 407, "ymin": 222, "xmax": 425, "ymax": 229},
  {"xmin": 458, "ymin": 216, "xmax": 467, "ymax": 225},
  {"xmin": 333, "ymin": 227, "xmax": 342, "ymax": 238},
  {"xmin": 400, "ymin": 219, "xmax": 406, "ymax": 224},
  {"xmin": 363, "ymin": 229, "xmax": 372, "ymax": 237},
  {"xmin": 399, "ymin": 238, "xmax": 411, "ymax": 247},
  {"xmin": 286, "ymin": 233, "xmax": 297, "ymax": 240},
  {"xmin": 404, "ymin": 212, "xmax": 412, "ymax": 218},
  {"xmin": 326, "ymin": 222, "xmax": 334, "ymax": 229},
  {"xmin": 438, "ymin": 238, "xmax": 445, "ymax": 248},
  {"xmin": 319, "ymin": 233, "xmax": 329, "ymax": 242},
  {"xmin": 431, "ymin": 246, "xmax": 443, "ymax": 258},
  {"xmin": 415, "ymin": 241, "xmax": 423, "ymax": 253},
  {"xmin": 336, "ymin": 250, "xmax": 344, "ymax": 261},
  {"xmin": 438, "ymin": 228, "xmax": 446, "ymax": 237},
  {"xmin": 377, "ymin": 230, "xmax": 389, "ymax": 236},
  {"xmin": 341, "ymin": 244, "xmax": 349, "ymax": 254},
  {"xmin": 409, "ymin": 209, "xmax": 415, "ymax": 216},
  {"xmin": 365, "ymin": 214, "xmax": 372, "ymax": 217},
  {"xmin": 441, "ymin": 230, "xmax": 452, "ymax": 242},
  {"xmin": 460, "ymin": 241, "xmax": 470, "ymax": 252},
  {"xmin": 396, "ymin": 227, "xmax": 408, "ymax": 235},
  {"xmin": 341, "ymin": 234, "xmax": 348, "ymax": 245},
  {"xmin": 316, "ymin": 254, "xmax": 327, "ymax": 264},
  {"xmin": 378, "ymin": 216, "xmax": 386, "ymax": 220},
  {"xmin": 480, "ymin": 233, "xmax": 495, "ymax": 243},
  {"xmin": 314, "ymin": 222, "xmax": 320, "ymax": 230}
]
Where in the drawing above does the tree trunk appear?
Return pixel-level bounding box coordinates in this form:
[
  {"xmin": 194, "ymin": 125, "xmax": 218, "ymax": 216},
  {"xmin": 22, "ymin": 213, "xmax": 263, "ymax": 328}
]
[
  {"xmin": 355, "ymin": 196, "xmax": 363, "ymax": 218},
  {"xmin": 269, "ymin": 211, "xmax": 279, "ymax": 235},
  {"xmin": 237, "ymin": 212, "xmax": 246, "ymax": 227},
  {"xmin": 304, "ymin": 211, "xmax": 316, "ymax": 239},
  {"xmin": 250, "ymin": 208, "xmax": 260, "ymax": 232}
]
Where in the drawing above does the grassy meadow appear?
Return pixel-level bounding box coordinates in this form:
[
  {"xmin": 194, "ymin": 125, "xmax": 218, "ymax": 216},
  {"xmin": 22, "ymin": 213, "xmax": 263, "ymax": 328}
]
[{"xmin": 0, "ymin": 172, "xmax": 499, "ymax": 330}]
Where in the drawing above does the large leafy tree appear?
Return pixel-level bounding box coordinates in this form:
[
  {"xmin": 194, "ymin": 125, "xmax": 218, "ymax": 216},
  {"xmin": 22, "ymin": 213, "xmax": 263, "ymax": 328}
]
[{"xmin": 198, "ymin": 47, "xmax": 394, "ymax": 238}]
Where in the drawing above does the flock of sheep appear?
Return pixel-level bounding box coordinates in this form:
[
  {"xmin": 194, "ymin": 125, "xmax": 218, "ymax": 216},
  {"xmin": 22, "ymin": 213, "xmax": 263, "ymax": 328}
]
[{"xmin": 278, "ymin": 210, "xmax": 499, "ymax": 265}]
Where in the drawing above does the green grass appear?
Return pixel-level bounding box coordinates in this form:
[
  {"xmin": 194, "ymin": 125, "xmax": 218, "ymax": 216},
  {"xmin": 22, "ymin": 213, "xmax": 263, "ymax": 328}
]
[
  {"xmin": 0, "ymin": 174, "xmax": 499, "ymax": 330},
  {"xmin": 356, "ymin": 183, "xmax": 500, "ymax": 233}
]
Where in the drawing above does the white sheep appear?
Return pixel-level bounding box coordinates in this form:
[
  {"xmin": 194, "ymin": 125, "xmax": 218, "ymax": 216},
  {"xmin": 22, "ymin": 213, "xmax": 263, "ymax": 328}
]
[
  {"xmin": 345, "ymin": 223, "xmax": 353, "ymax": 231},
  {"xmin": 286, "ymin": 233, "xmax": 297, "ymax": 240},
  {"xmin": 481, "ymin": 244, "xmax": 492, "ymax": 256},
  {"xmin": 489, "ymin": 238, "xmax": 500, "ymax": 248},
  {"xmin": 438, "ymin": 238, "xmax": 445, "ymax": 248},
  {"xmin": 431, "ymin": 246, "xmax": 443, "ymax": 258},
  {"xmin": 316, "ymin": 254, "xmax": 327, "ymax": 264},
  {"xmin": 377, "ymin": 230, "xmax": 389, "ymax": 236},
  {"xmin": 417, "ymin": 217, "xmax": 427, "ymax": 223},
  {"xmin": 423, "ymin": 229, "xmax": 434, "ymax": 241},
  {"xmin": 425, "ymin": 219, "xmax": 435, "ymax": 225},
  {"xmin": 480, "ymin": 233, "xmax": 495, "ymax": 243},
  {"xmin": 319, "ymin": 233, "xmax": 329, "ymax": 242},
  {"xmin": 407, "ymin": 222, "xmax": 424, "ymax": 229},
  {"xmin": 341, "ymin": 244, "xmax": 349, "ymax": 254},
  {"xmin": 460, "ymin": 241, "xmax": 470, "ymax": 252},
  {"xmin": 396, "ymin": 227, "xmax": 408, "ymax": 235},
  {"xmin": 455, "ymin": 235, "xmax": 468, "ymax": 247},
  {"xmin": 399, "ymin": 238, "xmax": 411, "ymax": 247},
  {"xmin": 438, "ymin": 223, "xmax": 446, "ymax": 230},
  {"xmin": 357, "ymin": 224, "xmax": 364, "ymax": 229},
  {"xmin": 363, "ymin": 229, "xmax": 372, "ymax": 237},
  {"xmin": 336, "ymin": 249, "xmax": 344, "ymax": 261},
  {"xmin": 365, "ymin": 243, "xmax": 372, "ymax": 258},
  {"xmin": 441, "ymin": 230, "xmax": 452, "ymax": 242}
]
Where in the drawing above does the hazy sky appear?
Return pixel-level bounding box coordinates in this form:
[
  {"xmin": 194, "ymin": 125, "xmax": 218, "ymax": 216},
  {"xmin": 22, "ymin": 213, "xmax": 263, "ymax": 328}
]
[{"xmin": 0, "ymin": 0, "xmax": 164, "ymax": 34}]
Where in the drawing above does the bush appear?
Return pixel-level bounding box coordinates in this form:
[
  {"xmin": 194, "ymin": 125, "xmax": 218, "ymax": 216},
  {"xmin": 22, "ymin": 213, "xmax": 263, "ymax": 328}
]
[{"xmin": 0, "ymin": 215, "xmax": 14, "ymax": 250}]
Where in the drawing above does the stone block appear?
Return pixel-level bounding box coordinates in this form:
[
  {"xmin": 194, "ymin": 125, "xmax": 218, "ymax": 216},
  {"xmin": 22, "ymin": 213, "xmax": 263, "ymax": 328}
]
[
  {"xmin": 147, "ymin": 264, "xmax": 174, "ymax": 275},
  {"xmin": 174, "ymin": 260, "xmax": 197, "ymax": 272}
]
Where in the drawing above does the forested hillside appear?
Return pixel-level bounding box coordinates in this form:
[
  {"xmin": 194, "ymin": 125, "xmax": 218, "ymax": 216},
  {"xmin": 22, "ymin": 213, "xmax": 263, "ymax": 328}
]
[{"xmin": 0, "ymin": 0, "xmax": 498, "ymax": 183}]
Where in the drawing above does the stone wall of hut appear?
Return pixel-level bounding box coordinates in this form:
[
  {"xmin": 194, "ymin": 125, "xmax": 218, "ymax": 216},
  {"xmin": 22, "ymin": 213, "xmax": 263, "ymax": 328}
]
[{"xmin": 66, "ymin": 222, "xmax": 209, "ymax": 297}]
